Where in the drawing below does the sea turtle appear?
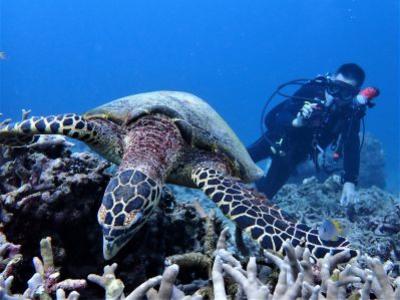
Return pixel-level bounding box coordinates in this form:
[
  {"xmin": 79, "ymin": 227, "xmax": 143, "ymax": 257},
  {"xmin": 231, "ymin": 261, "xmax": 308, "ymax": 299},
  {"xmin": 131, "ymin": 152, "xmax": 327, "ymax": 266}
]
[{"xmin": 0, "ymin": 91, "xmax": 355, "ymax": 259}]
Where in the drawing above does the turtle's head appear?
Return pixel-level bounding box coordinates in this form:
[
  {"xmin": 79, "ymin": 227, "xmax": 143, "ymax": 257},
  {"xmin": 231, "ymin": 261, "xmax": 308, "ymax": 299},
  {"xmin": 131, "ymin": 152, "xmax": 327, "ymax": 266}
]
[{"xmin": 97, "ymin": 169, "xmax": 161, "ymax": 260}]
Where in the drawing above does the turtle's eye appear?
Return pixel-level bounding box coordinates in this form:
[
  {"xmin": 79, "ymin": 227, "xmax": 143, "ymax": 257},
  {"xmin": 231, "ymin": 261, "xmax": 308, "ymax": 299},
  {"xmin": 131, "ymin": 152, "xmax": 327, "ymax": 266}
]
[
  {"xmin": 97, "ymin": 203, "xmax": 145, "ymax": 229},
  {"xmin": 97, "ymin": 204, "xmax": 109, "ymax": 226},
  {"xmin": 124, "ymin": 211, "xmax": 143, "ymax": 227}
]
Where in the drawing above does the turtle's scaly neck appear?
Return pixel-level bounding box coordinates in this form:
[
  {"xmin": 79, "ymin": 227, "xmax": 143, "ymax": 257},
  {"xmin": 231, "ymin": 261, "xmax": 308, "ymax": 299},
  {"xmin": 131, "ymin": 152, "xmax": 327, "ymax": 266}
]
[{"xmin": 121, "ymin": 114, "xmax": 185, "ymax": 181}]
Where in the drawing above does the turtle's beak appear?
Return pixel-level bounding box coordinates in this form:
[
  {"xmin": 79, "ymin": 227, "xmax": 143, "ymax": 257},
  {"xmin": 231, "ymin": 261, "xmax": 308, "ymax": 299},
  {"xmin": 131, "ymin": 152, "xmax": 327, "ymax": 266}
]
[
  {"xmin": 102, "ymin": 229, "xmax": 137, "ymax": 260},
  {"xmin": 103, "ymin": 238, "xmax": 119, "ymax": 260},
  {"xmin": 100, "ymin": 212, "xmax": 145, "ymax": 260}
]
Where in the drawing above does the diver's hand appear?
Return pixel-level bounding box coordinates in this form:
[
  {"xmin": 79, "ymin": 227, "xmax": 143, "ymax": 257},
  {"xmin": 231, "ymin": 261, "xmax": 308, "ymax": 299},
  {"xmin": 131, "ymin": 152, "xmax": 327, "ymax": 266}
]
[
  {"xmin": 300, "ymin": 101, "xmax": 316, "ymax": 119},
  {"xmin": 340, "ymin": 182, "xmax": 357, "ymax": 206},
  {"xmin": 356, "ymin": 87, "xmax": 380, "ymax": 106},
  {"xmin": 292, "ymin": 102, "xmax": 318, "ymax": 127}
]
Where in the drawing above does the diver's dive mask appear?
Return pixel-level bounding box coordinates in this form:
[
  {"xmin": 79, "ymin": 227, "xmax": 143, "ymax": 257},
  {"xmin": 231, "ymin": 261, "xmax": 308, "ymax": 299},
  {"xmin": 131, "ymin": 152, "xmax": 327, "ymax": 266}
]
[{"xmin": 325, "ymin": 79, "xmax": 360, "ymax": 105}]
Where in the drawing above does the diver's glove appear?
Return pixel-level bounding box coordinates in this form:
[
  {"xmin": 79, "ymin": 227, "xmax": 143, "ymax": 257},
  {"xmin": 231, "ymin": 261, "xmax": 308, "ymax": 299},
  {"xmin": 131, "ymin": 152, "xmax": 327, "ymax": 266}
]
[
  {"xmin": 292, "ymin": 101, "xmax": 319, "ymax": 127},
  {"xmin": 340, "ymin": 182, "xmax": 358, "ymax": 206}
]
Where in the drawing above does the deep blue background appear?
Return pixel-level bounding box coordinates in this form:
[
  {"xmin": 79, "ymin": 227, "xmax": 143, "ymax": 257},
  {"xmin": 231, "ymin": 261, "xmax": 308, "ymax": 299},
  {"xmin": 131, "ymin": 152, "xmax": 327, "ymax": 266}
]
[{"xmin": 1, "ymin": 0, "xmax": 399, "ymax": 190}]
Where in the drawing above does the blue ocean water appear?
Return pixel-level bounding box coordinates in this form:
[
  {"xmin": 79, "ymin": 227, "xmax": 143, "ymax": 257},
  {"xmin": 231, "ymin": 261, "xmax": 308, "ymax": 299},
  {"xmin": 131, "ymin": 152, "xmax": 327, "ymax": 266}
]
[{"xmin": 0, "ymin": 0, "xmax": 398, "ymax": 190}]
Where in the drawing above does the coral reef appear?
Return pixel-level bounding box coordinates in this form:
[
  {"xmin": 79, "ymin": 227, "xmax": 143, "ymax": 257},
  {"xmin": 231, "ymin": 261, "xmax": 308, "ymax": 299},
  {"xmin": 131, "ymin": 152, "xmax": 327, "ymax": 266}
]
[
  {"xmin": 274, "ymin": 175, "xmax": 400, "ymax": 263},
  {"xmin": 0, "ymin": 135, "xmax": 398, "ymax": 299},
  {"xmin": 0, "ymin": 136, "xmax": 110, "ymax": 223}
]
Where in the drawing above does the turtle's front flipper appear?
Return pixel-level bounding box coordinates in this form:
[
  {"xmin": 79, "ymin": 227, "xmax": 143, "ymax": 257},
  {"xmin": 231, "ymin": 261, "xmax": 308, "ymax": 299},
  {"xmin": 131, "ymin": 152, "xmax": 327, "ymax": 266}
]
[
  {"xmin": 192, "ymin": 166, "xmax": 357, "ymax": 259},
  {"xmin": 0, "ymin": 113, "xmax": 98, "ymax": 146},
  {"xmin": 0, "ymin": 113, "xmax": 123, "ymax": 163}
]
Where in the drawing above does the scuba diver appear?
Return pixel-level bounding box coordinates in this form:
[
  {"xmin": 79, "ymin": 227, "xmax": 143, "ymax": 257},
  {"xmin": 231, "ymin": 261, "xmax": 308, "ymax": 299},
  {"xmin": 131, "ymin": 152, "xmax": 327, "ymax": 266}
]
[{"xmin": 248, "ymin": 63, "xmax": 379, "ymax": 205}]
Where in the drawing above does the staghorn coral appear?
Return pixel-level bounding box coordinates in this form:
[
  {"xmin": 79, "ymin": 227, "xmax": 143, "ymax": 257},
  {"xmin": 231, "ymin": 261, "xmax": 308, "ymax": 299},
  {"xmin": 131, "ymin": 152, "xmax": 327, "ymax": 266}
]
[
  {"xmin": 0, "ymin": 232, "xmax": 22, "ymax": 281},
  {"xmin": 23, "ymin": 237, "xmax": 86, "ymax": 299},
  {"xmin": 211, "ymin": 230, "xmax": 400, "ymax": 299},
  {"xmin": 88, "ymin": 263, "xmax": 203, "ymax": 300},
  {"xmin": 0, "ymin": 236, "xmax": 85, "ymax": 300}
]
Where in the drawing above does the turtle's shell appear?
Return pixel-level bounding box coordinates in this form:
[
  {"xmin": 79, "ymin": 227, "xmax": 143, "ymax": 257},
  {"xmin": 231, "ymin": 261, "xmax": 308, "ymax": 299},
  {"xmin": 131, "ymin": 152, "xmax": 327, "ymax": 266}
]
[{"xmin": 84, "ymin": 91, "xmax": 263, "ymax": 182}]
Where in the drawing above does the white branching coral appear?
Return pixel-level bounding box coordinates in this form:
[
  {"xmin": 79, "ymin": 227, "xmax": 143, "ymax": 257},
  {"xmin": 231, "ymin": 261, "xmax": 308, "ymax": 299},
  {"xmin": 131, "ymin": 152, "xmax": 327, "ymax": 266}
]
[
  {"xmin": 88, "ymin": 263, "xmax": 203, "ymax": 300},
  {"xmin": 0, "ymin": 232, "xmax": 22, "ymax": 281},
  {"xmin": 87, "ymin": 263, "xmax": 126, "ymax": 300},
  {"xmin": 55, "ymin": 289, "xmax": 80, "ymax": 300},
  {"xmin": 0, "ymin": 237, "xmax": 86, "ymax": 300},
  {"xmin": 25, "ymin": 237, "xmax": 86, "ymax": 299},
  {"xmin": 211, "ymin": 232, "xmax": 400, "ymax": 300}
]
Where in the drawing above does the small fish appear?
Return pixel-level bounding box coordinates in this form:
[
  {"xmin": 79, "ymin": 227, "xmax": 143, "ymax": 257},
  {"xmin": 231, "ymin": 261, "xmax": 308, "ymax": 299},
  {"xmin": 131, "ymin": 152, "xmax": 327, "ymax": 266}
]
[
  {"xmin": 318, "ymin": 219, "xmax": 343, "ymax": 242},
  {"xmin": 0, "ymin": 52, "xmax": 6, "ymax": 60}
]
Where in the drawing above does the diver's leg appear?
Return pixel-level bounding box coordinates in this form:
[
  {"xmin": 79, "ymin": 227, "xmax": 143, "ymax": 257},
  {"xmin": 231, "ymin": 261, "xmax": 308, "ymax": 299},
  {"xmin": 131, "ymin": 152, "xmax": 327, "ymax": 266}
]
[
  {"xmin": 247, "ymin": 136, "xmax": 273, "ymax": 163},
  {"xmin": 255, "ymin": 155, "xmax": 294, "ymax": 198},
  {"xmin": 191, "ymin": 156, "xmax": 356, "ymax": 258},
  {"xmin": 97, "ymin": 114, "xmax": 185, "ymax": 259}
]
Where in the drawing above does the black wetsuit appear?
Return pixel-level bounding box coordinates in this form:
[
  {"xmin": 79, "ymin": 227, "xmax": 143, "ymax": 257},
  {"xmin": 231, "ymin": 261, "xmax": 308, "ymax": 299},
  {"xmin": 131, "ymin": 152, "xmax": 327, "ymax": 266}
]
[{"xmin": 248, "ymin": 80, "xmax": 364, "ymax": 198}]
